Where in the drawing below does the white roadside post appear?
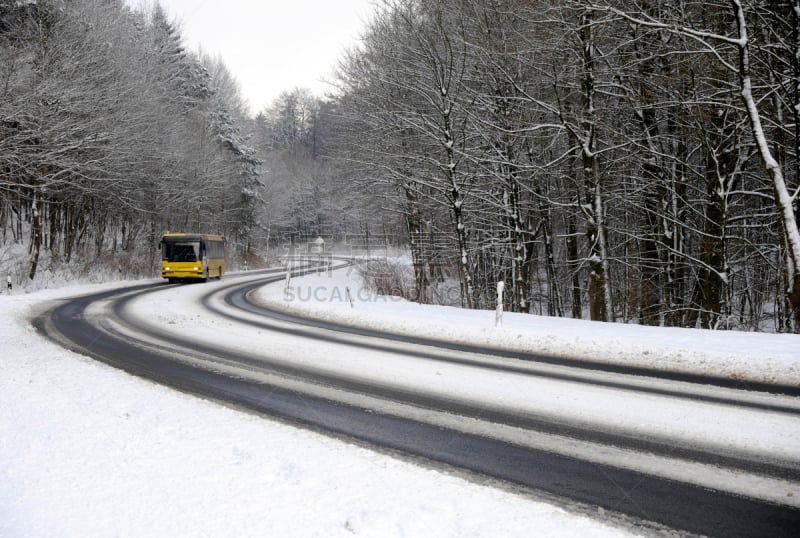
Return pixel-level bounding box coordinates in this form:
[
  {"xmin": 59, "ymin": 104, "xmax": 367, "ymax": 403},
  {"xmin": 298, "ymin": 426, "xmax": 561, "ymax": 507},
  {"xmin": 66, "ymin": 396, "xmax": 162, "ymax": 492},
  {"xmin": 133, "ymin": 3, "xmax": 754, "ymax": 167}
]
[
  {"xmin": 495, "ymin": 281, "xmax": 505, "ymax": 327},
  {"xmin": 314, "ymin": 237, "xmax": 325, "ymax": 274}
]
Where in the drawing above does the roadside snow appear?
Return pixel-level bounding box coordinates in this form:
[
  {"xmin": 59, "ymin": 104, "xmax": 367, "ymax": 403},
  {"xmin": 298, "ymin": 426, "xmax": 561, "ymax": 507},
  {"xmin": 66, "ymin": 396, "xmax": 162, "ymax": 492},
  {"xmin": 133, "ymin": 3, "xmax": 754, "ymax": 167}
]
[{"xmin": 256, "ymin": 266, "xmax": 800, "ymax": 386}]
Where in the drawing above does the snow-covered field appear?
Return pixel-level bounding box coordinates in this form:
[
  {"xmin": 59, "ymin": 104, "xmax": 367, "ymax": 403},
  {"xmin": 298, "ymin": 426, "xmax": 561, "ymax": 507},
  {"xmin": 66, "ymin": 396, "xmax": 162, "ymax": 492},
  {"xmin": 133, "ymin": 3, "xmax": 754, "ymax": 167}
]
[{"xmin": 2, "ymin": 264, "xmax": 798, "ymax": 537}]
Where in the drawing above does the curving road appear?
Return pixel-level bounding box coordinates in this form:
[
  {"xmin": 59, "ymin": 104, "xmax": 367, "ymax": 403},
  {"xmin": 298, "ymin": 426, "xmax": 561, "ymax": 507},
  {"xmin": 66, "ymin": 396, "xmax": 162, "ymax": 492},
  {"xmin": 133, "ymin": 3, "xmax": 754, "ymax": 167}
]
[{"xmin": 34, "ymin": 266, "xmax": 800, "ymax": 537}]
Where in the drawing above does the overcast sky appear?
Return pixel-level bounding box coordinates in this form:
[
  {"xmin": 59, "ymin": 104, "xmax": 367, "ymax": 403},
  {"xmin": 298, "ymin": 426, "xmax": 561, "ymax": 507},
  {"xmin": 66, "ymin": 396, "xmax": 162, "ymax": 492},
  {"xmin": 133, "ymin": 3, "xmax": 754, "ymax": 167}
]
[{"xmin": 130, "ymin": 1, "xmax": 375, "ymax": 115}]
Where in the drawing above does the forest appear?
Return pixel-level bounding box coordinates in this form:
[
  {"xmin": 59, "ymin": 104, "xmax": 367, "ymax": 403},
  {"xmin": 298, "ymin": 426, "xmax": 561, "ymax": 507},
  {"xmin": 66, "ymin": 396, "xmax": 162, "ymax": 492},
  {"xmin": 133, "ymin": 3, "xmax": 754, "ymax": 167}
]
[{"xmin": 1, "ymin": 0, "xmax": 799, "ymax": 333}]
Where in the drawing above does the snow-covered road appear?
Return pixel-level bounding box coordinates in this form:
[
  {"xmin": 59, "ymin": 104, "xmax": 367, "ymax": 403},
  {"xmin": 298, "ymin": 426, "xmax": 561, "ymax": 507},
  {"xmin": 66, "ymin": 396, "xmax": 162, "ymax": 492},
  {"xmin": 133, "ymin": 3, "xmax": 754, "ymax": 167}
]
[{"xmin": 4, "ymin": 265, "xmax": 800, "ymax": 537}]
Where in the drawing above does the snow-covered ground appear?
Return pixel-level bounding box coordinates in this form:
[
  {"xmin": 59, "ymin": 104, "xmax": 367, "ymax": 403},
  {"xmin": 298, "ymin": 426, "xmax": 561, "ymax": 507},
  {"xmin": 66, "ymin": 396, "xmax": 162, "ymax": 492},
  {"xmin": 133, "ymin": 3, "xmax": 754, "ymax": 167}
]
[
  {"xmin": 2, "ymin": 263, "xmax": 799, "ymax": 537},
  {"xmin": 258, "ymin": 264, "xmax": 800, "ymax": 386}
]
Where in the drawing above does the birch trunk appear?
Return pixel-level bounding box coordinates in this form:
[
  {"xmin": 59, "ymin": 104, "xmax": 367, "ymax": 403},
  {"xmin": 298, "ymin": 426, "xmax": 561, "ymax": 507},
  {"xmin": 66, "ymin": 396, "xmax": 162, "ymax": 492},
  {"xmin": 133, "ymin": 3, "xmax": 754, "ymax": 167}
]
[{"xmin": 732, "ymin": 0, "xmax": 800, "ymax": 330}]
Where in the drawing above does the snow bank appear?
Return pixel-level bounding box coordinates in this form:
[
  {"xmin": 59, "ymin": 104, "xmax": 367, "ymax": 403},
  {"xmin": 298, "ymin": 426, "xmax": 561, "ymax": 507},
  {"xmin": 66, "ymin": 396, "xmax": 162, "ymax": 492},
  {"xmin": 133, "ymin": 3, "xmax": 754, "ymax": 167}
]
[{"xmin": 255, "ymin": 266, "xmax": 800, "ymax": 387}]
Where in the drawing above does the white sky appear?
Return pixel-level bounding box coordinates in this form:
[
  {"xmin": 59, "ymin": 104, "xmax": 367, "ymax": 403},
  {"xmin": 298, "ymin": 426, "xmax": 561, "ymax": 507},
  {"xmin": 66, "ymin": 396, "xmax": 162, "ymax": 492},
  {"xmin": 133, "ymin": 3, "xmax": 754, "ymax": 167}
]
[{"xmin": 130, "ymin": 1, "xmax": 375, "ymax": 114}]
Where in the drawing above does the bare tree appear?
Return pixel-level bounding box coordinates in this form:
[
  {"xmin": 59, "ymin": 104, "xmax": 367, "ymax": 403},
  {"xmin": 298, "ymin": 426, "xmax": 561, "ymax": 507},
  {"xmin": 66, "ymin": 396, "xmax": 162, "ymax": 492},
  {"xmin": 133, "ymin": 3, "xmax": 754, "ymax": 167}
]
[{"xmin": 586, "ymin": 0, "xmax": 799, "ymax": 329}]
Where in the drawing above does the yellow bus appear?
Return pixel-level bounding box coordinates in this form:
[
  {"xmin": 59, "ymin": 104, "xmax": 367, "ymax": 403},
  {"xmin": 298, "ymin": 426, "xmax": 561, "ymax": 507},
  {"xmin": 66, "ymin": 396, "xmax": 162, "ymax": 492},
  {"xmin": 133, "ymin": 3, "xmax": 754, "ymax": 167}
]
[{"xmin": 160, "ymin": 232, "xmax": 225, "ymax": 283}]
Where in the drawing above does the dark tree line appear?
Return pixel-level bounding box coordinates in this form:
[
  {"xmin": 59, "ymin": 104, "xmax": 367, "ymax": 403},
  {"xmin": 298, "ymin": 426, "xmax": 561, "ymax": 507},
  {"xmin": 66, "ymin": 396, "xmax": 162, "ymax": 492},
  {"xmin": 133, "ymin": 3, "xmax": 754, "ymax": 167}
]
[
  {"xmin": 330, "ymin": 0, "xmax": 800, "ymax": 332},
  {"xmin": 2, "ymin": 0, "xmax": 798, "ymax": 334},
  {"xmin": 0, "ymin": 0, "xmax": 260, "ymax": 278},
  {"xmin": 0, "ymin": 0, "xmax": 370, "ymax": 283}
]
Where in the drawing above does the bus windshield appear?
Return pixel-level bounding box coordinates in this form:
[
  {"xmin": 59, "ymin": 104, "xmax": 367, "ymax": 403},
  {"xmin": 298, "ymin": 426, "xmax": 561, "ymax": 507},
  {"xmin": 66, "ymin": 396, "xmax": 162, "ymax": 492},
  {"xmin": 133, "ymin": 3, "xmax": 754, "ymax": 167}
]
[{"xmin": 163, "ymin": 241, "xmax": 200, "ymax": 262}]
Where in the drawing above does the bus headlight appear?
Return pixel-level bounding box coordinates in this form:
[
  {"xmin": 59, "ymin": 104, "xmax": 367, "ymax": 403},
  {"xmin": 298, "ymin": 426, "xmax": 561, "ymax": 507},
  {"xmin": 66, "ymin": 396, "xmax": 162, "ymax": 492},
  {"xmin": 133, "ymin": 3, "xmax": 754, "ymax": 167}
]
[{"xmin": 165, "ymin": 266, "xmax": 171, "ymax": 271}]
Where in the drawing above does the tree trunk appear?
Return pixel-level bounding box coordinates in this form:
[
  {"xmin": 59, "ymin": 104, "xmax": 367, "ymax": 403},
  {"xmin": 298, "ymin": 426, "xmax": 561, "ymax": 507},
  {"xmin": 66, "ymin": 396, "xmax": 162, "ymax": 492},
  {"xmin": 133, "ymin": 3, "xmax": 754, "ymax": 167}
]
[
  {"xmin": 503, "ymin": 171, "xmax": 530, "ymax": 313},
  {"xmin": 542, "ymin": 208, "xmax": 563, "ymax": 317},
  {"xmin": 29, "ymin": 189, "xmax": 43, "ymax": 281},
  {"xmin": 580, "ymin": 10, "xmax": 612, "ymax": 322},
  {"xmin": 404, "ymin": 183, "xmax": 429, "ymax": 304},
  {"xmin": 733, "ymin": 0, "xmax": 800, "ymax": 330},
  {"xmin": 442, "ymin": 98, "xmax": 473, "ymax": 309},
  {"xmin": 567, "ymin": 209, "xmax": 582, "ymax": 319}
]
